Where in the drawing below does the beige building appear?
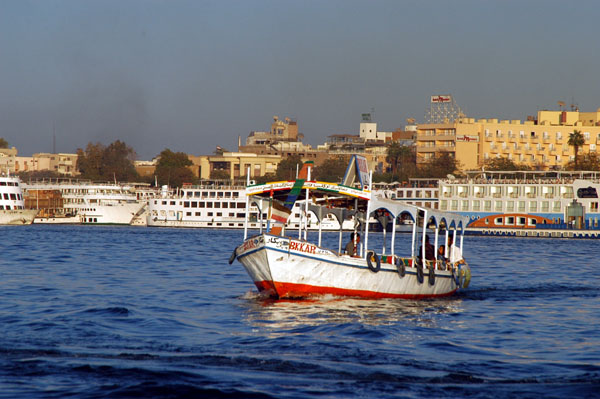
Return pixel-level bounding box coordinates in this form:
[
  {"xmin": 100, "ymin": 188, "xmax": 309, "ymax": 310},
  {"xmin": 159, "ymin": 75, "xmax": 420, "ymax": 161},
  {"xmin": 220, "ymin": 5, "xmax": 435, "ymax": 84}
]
[
  {"xmin": 416, "ymin": 109, "xmax": 600, "ymax": 170},
  {"xmin": 245, "ymin": 116, "xmax": 299, "ymax": 146},
  {"xmin": 188, "ymin": 152, "xmax": 282, "ymax": 180},
  {"xmin": 33, "ymin": 153, "xmax": 79, "ymax": 175},
  {"xmin": 0, "ymin": 151, "xmax": 79, "ymax": 175}
]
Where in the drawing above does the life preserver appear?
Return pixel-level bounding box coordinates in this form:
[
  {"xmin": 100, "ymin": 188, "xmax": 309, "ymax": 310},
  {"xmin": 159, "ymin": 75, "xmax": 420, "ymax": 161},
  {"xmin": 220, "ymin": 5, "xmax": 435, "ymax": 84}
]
[
  {"xmin": 366, "ymin": 251, "xmax": 380, "ymax": 273},
  {"xmin": 228, "ymin": 248, "xmax": 237, "ymax": 265},
  {"xmin": 428, "ymin": 265, "xmax": 435, "ymax": 286},
  {"xmin": 395, "ymin": 257, "xmax": 405, "ymax": 277},
  {"xmin": 459, "ymin": 263, "xmax": 472, "ymax": 288},
  {"xmin": 416, "ymin": 258, "xmax": 424, "ymax": 284}
]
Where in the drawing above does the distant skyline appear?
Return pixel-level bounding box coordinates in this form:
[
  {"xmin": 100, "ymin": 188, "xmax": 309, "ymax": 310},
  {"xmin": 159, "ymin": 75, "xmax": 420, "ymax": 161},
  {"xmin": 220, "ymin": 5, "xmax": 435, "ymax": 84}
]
[{"xmin": 1, "ymin": 0, "xmax": 599, "ymax": 159}]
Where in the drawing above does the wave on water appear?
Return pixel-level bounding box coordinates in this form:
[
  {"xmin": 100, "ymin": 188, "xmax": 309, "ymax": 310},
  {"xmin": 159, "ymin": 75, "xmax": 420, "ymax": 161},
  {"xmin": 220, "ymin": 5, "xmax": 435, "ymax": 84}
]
[
  {"xmin": 1, "ymin": 345, "xmax": 598, "ymax": 399},
  {"xmin": 2, "ymin": 227, "xmax": 600, "ymax": 398},
  {"xmin": 465, "ymin": 283, "xmax": 600, "ymax": 301},
  {"xmin": 82, "ymin": 307, "xmax": 131, "ymax": 316}
]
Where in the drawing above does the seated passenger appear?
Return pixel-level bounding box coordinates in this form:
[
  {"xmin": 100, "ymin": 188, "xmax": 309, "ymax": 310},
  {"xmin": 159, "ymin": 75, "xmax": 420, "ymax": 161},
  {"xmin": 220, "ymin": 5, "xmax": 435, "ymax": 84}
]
[
  {"xmin": 345, "ymin": 232, "xmax": 360, "ymax": 257},
  {"xmin": 418, "ymin": 235, "xmax": 435, "ymax": 263},
  {"xmin": 437, "ymin": 245, "xmax": 447, "ymax": 270},
  {"xmin": 448, "ymin": 236, "xmax": 465, "ymax": 266}
]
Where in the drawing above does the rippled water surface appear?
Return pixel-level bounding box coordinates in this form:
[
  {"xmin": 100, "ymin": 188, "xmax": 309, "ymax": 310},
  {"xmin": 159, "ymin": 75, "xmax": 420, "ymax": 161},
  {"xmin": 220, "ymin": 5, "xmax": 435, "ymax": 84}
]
[{"xmin": 0, "ymin": 225, "xmax": 599, "ymax": 398}]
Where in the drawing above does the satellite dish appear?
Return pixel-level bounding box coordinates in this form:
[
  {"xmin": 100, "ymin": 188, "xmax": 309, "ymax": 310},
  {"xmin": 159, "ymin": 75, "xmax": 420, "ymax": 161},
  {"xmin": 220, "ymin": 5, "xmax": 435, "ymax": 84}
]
[{"xmin": 447, "ymin": 174, "xmax": 455, "ymax": 180}]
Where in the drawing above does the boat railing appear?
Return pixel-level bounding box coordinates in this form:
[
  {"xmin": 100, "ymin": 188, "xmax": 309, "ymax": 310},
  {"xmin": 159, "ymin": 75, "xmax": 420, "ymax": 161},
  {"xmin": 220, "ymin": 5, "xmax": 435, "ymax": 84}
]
[
  {"xmin": 376, "ymin": 253, "xmax": 452, "ymax": 272},
  {"xmin": 442, "ymin": 177, "xmax": 600, "ymax": 185}
]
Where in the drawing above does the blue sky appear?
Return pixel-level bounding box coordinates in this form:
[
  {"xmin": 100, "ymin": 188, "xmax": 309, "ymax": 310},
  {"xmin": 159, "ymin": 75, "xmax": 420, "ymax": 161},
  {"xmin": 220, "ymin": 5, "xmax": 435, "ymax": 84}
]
[{"xmin": 1, "ymin": 0, "xmax": 599, "ymax": 159}]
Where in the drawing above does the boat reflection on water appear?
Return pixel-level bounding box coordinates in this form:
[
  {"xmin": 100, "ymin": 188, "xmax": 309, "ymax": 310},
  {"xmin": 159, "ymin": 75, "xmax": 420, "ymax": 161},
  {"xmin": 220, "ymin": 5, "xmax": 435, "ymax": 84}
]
[{"xmin": 241, "ymin": 292, "xmax": 464, "ymax": 331}]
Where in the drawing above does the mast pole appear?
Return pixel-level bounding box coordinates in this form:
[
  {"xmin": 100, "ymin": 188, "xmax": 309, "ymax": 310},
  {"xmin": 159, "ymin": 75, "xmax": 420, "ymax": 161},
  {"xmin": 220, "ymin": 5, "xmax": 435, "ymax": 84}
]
[
  {"xmin": 391, "ymin": 214, "xmax": 396, "ymax": 257},
  {"xmin": 243, "ymin": 167, "xmax": 250, "ymax": 240},
  {"xmin": 421, "ymin": 210, "xmax": 427, "ymax": 264},
  {"xmin": 363, "ymin": 171, "xmax": 373, "ymax": 258}
]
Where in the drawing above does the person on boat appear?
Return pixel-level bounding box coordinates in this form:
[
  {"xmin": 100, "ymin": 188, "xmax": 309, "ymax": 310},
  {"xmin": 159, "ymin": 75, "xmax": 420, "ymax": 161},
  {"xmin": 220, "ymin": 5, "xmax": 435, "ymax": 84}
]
[
  {"xmin": 437, "ymin": 245, "xmax": 447, "ymax": 269},
  {"xmin": 345, "ymin": 232, "xmax": 360, "ymax": 257},
  {"xmin": 447, "ymin": 236, "xmax": 465, "ymax": 266},
  {"xmin": 419, "ymin": 235, "xmax": 435, "ymax": 262}
]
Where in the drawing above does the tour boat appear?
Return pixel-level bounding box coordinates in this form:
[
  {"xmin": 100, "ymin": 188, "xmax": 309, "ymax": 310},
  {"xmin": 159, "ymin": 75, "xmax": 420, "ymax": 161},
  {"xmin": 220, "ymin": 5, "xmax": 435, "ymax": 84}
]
[
  {"xmin": 147, "ymin": 182, "xmax": 354, "ymax": 230},
  {"xmin": 23, "ymin": 180, "xmax": 147, "ymax": 225},
  {"xmin": 0, "ymin": 174, "xmax": 37, "ymax": 225},
  {"xmin": 231, "ymin": 156, "xmax": 471, "ymax": 299}
]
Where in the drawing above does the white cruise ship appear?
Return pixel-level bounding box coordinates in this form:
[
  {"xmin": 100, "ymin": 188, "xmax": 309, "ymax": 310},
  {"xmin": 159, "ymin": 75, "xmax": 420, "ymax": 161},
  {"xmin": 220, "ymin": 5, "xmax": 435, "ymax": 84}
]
[
  {"xmin": 23, "ymin": 181, "xmax": 147, "ymax": 225},
  {"xmin": 0, "ymin": 174, "xmax": 38, "ymax": 225},
  {"xmin": 437, "ymin": 171, "xmax": 600, "ymax": 231},
  {"xmin": 147, "ymin": 183, "xmax": 354, "ymax": 230}
]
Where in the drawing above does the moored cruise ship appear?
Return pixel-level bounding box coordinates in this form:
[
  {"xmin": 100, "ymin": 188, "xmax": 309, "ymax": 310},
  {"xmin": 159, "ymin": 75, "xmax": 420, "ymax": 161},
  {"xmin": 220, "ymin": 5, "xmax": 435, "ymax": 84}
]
[
  {"xmin": 147, "ymin": 182, "xmax": 353, "ymax": 230},
  {"xmin": 437, "ymin": 171, "xmax": 600, "ymax": 231},
  {"xmin": 23, "ymin": 180, "xmax": 148, "ymax": 225},
  {"xmin": 0, "ymin": 174, "xmax": 38, "ymax": 225}
]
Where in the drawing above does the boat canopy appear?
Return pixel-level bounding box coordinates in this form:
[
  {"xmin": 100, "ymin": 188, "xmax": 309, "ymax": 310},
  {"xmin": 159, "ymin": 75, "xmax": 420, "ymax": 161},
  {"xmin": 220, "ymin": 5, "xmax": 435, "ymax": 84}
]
[
  {"xmin": 369, "ymin": 196, "xmax": 470, "ymax": 231},
  {"xmin": 247, "ymin": 181, "xmax": 469, "ymax": 231}
]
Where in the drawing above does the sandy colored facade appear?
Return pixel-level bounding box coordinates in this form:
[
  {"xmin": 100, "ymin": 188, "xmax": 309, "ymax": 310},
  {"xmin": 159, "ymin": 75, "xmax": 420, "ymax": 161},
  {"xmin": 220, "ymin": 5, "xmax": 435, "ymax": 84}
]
[
  {"xmin": 416, "ymin": 109, "xmax": 600, "ymax": 170},
  {"xmin": 188, "ymin": 152, "xmax": 282, "ymax": 180},
  {"xmin": 0, "ymin": 152, "xmax": 79, "ymax": 175}
]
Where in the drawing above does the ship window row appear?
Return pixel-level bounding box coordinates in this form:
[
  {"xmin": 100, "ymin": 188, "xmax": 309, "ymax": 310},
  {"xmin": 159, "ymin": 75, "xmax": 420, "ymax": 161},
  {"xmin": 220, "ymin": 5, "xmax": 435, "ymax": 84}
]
[
  {"xmin": 443, "ymin": 185, "xmax": 572, "ymax": 199},
  {"xmin": 182, "ymin": 201, "xmax": 245, "ymax": 209},
  {"xmin": 440, "ymin": 199, "xmax": 563, "ymax": 212},
  {"xmin": 2, "ymin": 193, "xmax": 21, "ymax": 200},
  {"xmin": 393, "ymin": 190, "xmax": 438, "ymax": 199},
  {"xmin": 184, "ymin": 191, "xmax": 240, "ymax": 199},
  {"xmin": 0, "ymin": 181, "xmax": 18, "ymax": 186},
  {"xmin": 0, "ymin": 205, "xmax": 25, "ymax": 210},
  {"xmin": 484, "ymin": 216, "xmax": 537, "ymax": 226}
]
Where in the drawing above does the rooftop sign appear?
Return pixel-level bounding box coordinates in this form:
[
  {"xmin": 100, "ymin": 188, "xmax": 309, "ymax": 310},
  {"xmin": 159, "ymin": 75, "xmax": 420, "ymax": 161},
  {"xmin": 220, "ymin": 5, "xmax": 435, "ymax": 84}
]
[{"xmin": 430, "ymin": 95, "xmax": 452, "ymax": 103}]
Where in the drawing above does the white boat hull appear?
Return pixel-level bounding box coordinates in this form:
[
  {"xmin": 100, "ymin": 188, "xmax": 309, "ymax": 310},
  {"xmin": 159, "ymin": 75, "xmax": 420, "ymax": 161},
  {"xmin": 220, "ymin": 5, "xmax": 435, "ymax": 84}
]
[
  {"xmin": 77, "ymin": 203, "xmax": 145, "ymax": 225},
  {"xmin": 33, "ymin": 215, "xmax": 80, "ymax": 224},
  {"xmin": 235, "ymin": 234, "xmax": 459, "ymax": 299},
  {"xmin": 0, "ymin": 209, "xmax": 38, "ymax": 225}
]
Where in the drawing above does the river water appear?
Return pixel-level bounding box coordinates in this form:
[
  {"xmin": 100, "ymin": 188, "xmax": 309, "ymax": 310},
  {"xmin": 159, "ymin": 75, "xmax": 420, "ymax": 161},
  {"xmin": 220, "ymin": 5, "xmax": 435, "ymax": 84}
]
[{"xmin": 0, "ymin": 225, "xmax": 598, "ymax": 398}]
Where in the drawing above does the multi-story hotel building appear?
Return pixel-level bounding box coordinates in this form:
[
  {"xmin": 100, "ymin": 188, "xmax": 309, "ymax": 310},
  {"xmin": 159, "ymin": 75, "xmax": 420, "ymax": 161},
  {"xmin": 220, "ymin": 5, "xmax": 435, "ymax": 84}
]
[{"xmin": 416, "ymin": 109, "xmax": 600, "ymax": 170}]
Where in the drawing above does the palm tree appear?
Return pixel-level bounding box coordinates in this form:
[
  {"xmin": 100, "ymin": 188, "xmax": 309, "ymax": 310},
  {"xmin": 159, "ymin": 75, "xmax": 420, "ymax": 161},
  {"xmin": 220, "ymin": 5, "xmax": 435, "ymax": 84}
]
[
  {"xmin": 386, "ymin": 142, "xmax": 403, "ymax": 176},
  {"xmin": 386, "ymin": 142, "xmax": 414, "ymax": 179},
  {"xmin": 568, "ymin": 130, "xmax": 585, "ymax": 169}
]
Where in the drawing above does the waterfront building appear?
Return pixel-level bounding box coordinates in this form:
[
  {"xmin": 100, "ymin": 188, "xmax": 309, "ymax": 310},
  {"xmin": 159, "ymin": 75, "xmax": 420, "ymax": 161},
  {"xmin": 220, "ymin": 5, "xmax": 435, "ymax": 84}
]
[
  {"xmin": 239, "ymin": 115, "xmax": 325, "ymax": 165},
  {"xmin": 416, "ymin": 108, "xmax": 600, "ymax": 170},
  {"xmin": 188, "ymin": 152, "xmax": 282, "ymax": 180},
  {"xmin": 0, "ymin": 150, "xmax": 79, "ymax": 176}
]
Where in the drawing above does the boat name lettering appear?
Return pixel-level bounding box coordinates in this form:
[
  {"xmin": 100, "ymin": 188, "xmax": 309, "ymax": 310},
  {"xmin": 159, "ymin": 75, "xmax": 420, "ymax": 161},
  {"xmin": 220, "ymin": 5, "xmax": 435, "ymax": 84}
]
[
  {"xmin": 241, "ymin": 237, "xmax": 262, "ymax": 252},
  {"xmin": 577, "ymin": 186, "xmax": 598, "ymax": 198},
  {"xmin": 289, "ymin": 241, "xmax": 316, "ymax": 254},
  {"xmin": 268, "ymin": 236, "xmax": 289, "ymax": 249}
]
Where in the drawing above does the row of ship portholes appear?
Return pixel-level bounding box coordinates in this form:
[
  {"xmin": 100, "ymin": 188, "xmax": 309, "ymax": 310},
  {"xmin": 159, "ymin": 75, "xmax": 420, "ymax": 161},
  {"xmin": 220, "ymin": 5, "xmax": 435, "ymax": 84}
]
[{"xmin": 83, "ymin": 218, "xmax": 98, "ymax": 223}]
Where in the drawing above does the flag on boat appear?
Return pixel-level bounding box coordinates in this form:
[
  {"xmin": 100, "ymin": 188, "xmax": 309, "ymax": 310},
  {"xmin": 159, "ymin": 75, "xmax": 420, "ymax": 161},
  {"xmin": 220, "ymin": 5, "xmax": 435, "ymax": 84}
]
[
  {"xmin": 270, "ymin": 199, "xmax": 292, "ymax": 224},
  {"xmin": 269, "ymin": 161, "xmax": 313, "ymax": 235}
]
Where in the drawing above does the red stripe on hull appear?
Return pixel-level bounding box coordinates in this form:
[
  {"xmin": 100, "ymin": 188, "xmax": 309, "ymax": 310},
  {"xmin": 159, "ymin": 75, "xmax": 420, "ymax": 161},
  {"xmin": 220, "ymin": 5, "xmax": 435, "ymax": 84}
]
[
  {"xmin": 254, "ymin": 280, "xmax": 457, "ymax": 300},
  {"xmin": 254, "ymin": 280, "xmax": 278, "ymax": 297}
]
